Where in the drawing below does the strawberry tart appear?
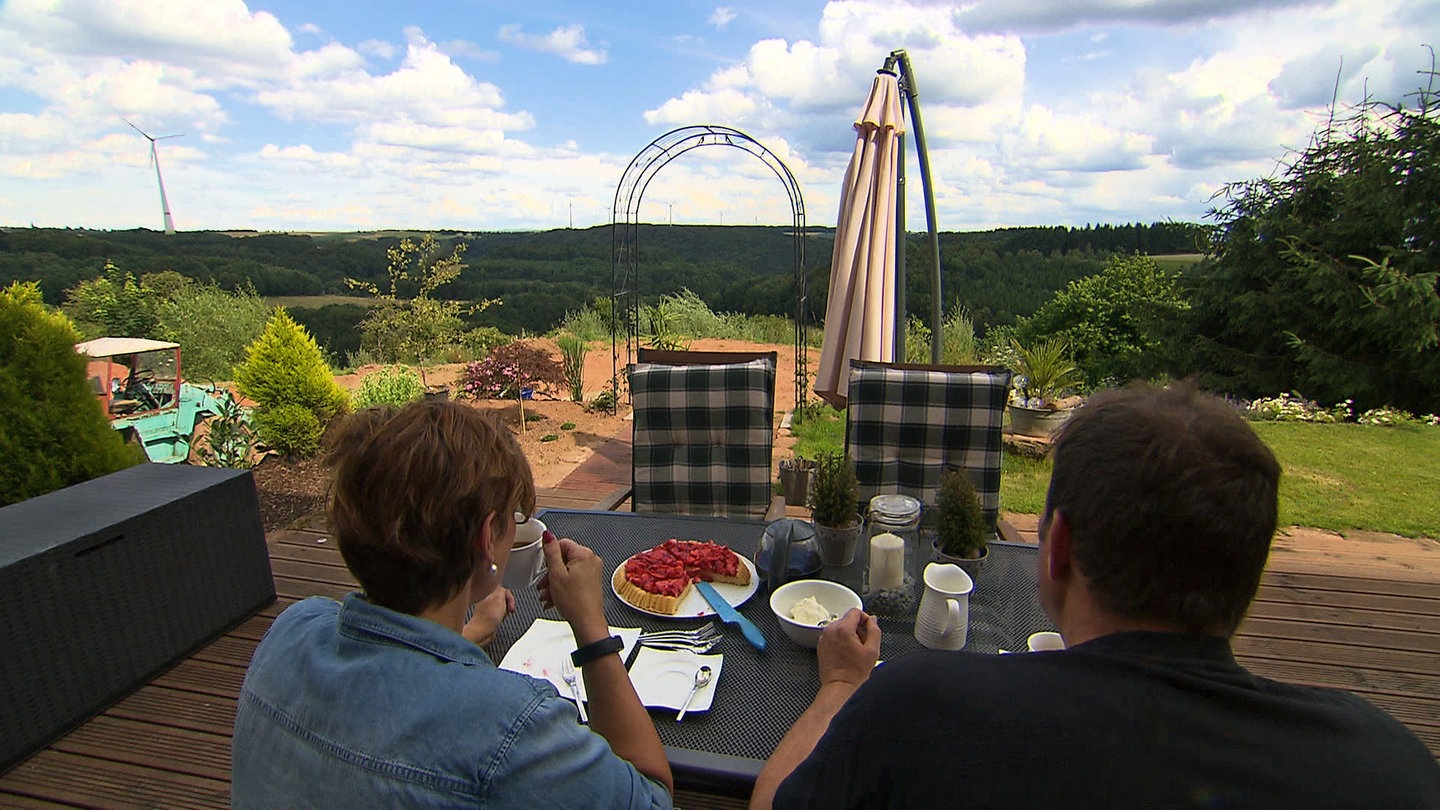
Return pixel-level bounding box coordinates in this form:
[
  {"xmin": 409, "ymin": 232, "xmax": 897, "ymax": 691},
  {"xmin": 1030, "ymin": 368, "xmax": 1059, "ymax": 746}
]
[{"xmin": 613, "ymin": 539, "xmax": 752, "ymax": 615}]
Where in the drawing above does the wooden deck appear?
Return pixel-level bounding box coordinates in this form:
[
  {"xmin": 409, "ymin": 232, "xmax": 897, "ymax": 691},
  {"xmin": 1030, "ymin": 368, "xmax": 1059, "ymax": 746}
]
[{"xmin": 2, "ymin": 437, "xmax": 1436, "ymax": 808}]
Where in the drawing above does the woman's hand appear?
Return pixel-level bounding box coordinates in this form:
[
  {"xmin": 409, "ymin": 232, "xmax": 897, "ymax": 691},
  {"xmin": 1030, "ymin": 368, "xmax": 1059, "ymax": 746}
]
[
  {"xmin": 537, "ymin": 531, "xmax": 609, "ymax": 643},
  {"xmin": 461, "ymin": 586, "xmax": 515, "ymax": 647}
]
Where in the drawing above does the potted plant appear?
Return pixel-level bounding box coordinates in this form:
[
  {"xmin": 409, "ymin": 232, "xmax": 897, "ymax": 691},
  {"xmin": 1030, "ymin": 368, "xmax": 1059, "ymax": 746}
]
[
  {"xmin": 810, "ymin": 450, "xmax": 862, "ymax": 566},
  {"xmin": 932, "ymin": 467, "xmax": 989, "ymax": 579},
  {"xmin": 1007, "ymin": 337, "xmax": 1084, "ymax": 437}
]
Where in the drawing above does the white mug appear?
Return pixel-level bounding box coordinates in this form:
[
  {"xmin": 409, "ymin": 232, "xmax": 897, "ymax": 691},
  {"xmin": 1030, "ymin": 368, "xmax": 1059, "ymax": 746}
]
[
  {"xmin": 503, "ymin": 513, "xmax": 547, "ymax": 590},
  {"xmin": 914, "ymin": 563, "xmax": 974, "ymax": 651},
  {"xmin": 1026, "ymin": 631, "xmax": 1065, "ymax": 652}
]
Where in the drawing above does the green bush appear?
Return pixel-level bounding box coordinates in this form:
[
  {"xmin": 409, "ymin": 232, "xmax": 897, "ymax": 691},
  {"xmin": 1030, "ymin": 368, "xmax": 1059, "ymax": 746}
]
[
  {"xmin": 1017, "ymin": 254, "xmax": 1189, "ymax": 388},
  {"xmin": 61, "ymin": 263, "xmax": 161, "ymax": 339},
  {"xmin": 352, "ymin": 365, "xmax": 425, "ymax": 409},
  {"xmin": 236, "ymin": 308, "xmax": 349, "ymax": 419},
  {"xmin": 252, "ymin": 403, "xmax": 322, "ymax": 458},
  {"xmin": 1, "ymin": 282, "xmax": 141, "ymax": 505},
  {"xmin": 235, "ymin": 308, "xmax": 349, "ymax": 457},
  {"xmin": 154, "ymin": 280, "xmax": 269, "ymax": 381}
]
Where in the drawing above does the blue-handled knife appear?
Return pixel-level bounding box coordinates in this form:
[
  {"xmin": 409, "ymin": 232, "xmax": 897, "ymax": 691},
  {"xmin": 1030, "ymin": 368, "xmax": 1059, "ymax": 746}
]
[{"xmin": 695, "ymin": 581, "xmax": 766, "ymax": 651}]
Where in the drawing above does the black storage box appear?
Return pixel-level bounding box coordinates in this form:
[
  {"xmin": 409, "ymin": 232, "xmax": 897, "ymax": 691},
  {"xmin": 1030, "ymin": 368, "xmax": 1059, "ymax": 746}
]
[{"xmin": 0, "ymin": 464, "xmax": 275, "ymax": 773}]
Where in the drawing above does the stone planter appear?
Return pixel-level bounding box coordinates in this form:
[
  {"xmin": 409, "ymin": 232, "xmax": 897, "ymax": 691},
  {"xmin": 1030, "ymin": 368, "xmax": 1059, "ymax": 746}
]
[
  {"xmin": 814, "ymin": 519, "xmax": 863, "ymax": 567},
  {"xmin": 1007, "ymin": 404, "xmax": 1072, "ymax": 437},
  {"xmin": 424, "ymin": 386, "xmax": 451, "ymax": 402},
  {"xmin": 933, "ymin": 539, "xmax": 989, "ymax": 581}
]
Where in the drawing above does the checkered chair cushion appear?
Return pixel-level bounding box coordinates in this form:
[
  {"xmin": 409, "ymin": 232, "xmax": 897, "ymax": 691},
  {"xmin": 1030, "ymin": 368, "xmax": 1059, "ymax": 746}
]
[
  {"xmin": 845, "ymin": 361, "xmax": 1012, "ymax": 530},
  {"xmin": 630, "ymin": 358, "xmax": 777, "ymax": 519}
]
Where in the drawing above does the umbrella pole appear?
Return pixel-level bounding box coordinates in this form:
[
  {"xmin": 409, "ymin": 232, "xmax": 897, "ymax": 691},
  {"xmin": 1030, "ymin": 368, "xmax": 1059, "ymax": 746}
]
[
  {"xmin": 895, "ymin": 112, "xmax": 907, "ymax": 363},
  {"xmin": 892, "ymin": 50, "xmax": 944, "ymax": 363}
]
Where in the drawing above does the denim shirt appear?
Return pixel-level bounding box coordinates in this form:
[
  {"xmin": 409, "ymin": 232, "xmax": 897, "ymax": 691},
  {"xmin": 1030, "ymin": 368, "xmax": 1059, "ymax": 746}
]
[{"xmin": 233, "ymin": 594, "xmax": 673, "ymax": 809}]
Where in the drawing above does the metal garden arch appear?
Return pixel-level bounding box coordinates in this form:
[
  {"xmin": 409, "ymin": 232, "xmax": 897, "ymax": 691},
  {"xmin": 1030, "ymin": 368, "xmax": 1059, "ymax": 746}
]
[{"xmin": 610, "ymin": 125, "xmax": 808, "ymax": 411}]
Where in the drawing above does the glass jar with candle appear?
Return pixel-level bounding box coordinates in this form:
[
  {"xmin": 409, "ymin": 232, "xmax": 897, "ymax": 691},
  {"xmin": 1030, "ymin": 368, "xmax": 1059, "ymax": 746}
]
[{"xmin": 862, "ymin": 494, "xmax": 922, "ymax": 616}]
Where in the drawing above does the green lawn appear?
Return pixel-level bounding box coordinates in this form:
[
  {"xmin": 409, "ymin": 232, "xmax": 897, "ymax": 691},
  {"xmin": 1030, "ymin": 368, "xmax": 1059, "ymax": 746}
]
[{"xmin": 788, "ymin": 408, "xmax": 1440, "ymax": 538}]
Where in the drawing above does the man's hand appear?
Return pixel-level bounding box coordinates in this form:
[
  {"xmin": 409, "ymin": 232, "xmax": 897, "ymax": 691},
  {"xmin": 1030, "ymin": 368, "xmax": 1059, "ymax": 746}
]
[
  {"xmin": 817, "ymin": 608, "xmax": 881, "ymax": 688},
  {"xmin": 537, "ymin": 530, "xmax": 609, "ymax": 642},
  {"xmin": 462, "ymin": 586, "xmax": 515, "ymax": 647}
]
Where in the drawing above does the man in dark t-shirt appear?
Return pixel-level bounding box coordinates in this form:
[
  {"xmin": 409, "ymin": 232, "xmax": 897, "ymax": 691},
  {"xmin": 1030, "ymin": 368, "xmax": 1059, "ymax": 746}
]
[{"xmin": 750, "ymin": 382, "xmax": 1440, "ymax": 809}]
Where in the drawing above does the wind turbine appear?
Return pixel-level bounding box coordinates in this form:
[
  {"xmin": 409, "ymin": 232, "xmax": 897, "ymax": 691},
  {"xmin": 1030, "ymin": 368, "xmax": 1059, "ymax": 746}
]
[{"xmin": 124, "ymin": 119, "xmax": 181, "ymax": 234}]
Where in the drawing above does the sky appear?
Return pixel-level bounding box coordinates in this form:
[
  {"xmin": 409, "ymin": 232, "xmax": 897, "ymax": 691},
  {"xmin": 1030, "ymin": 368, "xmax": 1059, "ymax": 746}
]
[{"xmin": 1, "ymin": 0, "xmax": 1437, "ymax": 233}]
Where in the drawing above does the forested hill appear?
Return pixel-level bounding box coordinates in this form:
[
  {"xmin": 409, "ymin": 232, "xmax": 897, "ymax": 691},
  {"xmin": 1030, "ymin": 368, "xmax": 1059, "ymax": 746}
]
[{"xmin": 0, "ymin": 221, "xmax": 1206, "ymax": 335}]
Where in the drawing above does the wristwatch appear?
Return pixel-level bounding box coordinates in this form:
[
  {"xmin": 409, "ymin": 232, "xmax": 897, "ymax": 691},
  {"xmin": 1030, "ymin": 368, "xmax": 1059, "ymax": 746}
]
[{"xmin": 570, "ymin": 635, "xmax": 624, "ymax": 667}]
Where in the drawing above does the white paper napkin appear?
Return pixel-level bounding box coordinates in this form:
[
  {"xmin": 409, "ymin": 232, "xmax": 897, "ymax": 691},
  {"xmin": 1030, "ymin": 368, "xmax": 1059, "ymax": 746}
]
[
  {"xmin": 499, "ymin": 618, "xmax": 641, "ymax": 701},
  {"xmin": 628, "ymin": 648, "xmax": 723, "ymax": 712}
]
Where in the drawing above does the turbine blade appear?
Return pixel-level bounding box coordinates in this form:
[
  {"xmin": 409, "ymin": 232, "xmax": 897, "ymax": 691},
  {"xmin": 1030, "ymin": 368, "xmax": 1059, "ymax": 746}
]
[{"xmin": 123, "ymin": 118, "xmax": 154, "ymax": 141}]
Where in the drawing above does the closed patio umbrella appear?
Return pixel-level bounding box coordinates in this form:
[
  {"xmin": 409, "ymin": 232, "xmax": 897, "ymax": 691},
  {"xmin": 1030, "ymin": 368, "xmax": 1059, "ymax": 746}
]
[{"xmin": 814, "ymin": 70, "xmax": 905, "ymax": 408}]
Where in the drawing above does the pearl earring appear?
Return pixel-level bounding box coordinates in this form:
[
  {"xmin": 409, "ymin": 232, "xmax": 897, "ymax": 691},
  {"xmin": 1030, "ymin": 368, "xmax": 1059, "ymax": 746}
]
[{"xmin": 489, "ymin": 563, "xmax": 498, "ymax": 574}]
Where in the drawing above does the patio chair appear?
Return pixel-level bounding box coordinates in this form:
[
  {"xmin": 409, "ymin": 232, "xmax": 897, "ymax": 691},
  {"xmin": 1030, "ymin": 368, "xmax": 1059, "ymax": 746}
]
[
  {"xmin": 629, "ymin": 350, "xmax": 784, "ymax": 520},
  {"xmin": 844, "ymin": 360, "xmax": 1012, "ymax": 532}
]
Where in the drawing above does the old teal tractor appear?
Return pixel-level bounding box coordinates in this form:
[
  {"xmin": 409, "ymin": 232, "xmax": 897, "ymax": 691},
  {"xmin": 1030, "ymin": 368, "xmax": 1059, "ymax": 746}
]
[{"xmin": 76, "ymin": 337, "xmax": 227, "ymax": 464}]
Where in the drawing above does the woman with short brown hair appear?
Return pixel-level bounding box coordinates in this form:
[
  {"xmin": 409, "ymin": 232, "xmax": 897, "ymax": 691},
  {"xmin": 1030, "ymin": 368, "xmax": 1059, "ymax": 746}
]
[{"xmin": 234, "ymin": 400, "xmax": 673, "ymax": 809}]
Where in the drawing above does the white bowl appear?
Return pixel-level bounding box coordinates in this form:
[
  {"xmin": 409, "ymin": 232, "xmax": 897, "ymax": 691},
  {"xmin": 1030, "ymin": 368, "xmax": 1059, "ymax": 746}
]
[{"xmin": 768, "ymin": 579, "xmax": 863, "ymax": 649}]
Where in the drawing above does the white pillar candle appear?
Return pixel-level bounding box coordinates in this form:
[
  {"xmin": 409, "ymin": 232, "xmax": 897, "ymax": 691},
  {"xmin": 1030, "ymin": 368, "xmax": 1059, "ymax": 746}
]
[{"xmin": 870, "ymin": 532, "xmax": 905, "ymax": 590}]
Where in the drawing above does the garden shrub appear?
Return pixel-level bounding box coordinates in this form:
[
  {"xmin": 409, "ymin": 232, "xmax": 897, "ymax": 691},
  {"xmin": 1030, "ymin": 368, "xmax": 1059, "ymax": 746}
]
[
  {"xmin": 61, "ymin": 262, "xmax": 161, "ymax": 339},
  {"xmin": 1, "ymin": 282, "xmax": 141, "ymax": 505},
  {"xmin": 352, "ymin": 366, "xmax": 425, "ymax": 409},
  {"xmin": 1017, "ymin": 254, "xmax": 1189, "ymax": 388},
  {"xmin": 251, "ymin": 403, "xmax": 322, "ymax": 458},
  {"xmin": 235, "ymin": 308, "xmax": 349, "ymax": 457},
  {"xmin": 460, "ymin": 341, "xmax": 566, "ymax": 400},
  {"xmin": 153, "ymin": 279, "xmax": 269, "ymax": 381}
]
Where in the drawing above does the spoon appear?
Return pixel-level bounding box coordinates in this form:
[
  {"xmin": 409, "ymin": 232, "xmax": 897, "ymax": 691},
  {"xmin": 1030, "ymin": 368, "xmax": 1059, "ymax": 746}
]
[{"xmin": 675, "ymin": 665, "xmax": 714, "ymax": 722}]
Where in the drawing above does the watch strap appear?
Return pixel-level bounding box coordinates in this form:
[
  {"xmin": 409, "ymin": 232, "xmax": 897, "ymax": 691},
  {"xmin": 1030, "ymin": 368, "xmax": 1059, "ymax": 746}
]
[{"xmin": 570, "ymin": 635, "xmax": 624, "ymax": 667}]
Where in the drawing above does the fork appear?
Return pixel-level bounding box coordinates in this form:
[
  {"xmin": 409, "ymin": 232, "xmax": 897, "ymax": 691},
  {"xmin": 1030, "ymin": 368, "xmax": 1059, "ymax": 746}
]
[
  {"xmin": 560, "ymin": 658, "xmax": 588, "ymax": 724},
  {"xmin": 639, "ymin": 624, "xmax": 721, "ymax": 644},
  {"xmin": 639, "ymin": 636, "xmax": 722, "ymax": 654}
]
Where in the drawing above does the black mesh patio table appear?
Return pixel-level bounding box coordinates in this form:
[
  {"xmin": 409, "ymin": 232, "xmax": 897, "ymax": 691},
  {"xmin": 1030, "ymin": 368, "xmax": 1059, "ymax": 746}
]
[{"xmin": 491, "ymin": 509, "xmax": 1055, "ymax": 795}]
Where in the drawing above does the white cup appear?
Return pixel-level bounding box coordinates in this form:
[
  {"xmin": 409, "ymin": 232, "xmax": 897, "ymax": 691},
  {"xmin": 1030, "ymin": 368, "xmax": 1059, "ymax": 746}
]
[
  {"xmin": 503, "ymin": 513, "xmax": 547, "ymax": 590},
  {"xmin": 914, "ymin": 563, "xmax": 974, "ymax": 651},
  {"xmin": 1026, "ymin": 631, "xmax": 1065, "ymax": 652}
]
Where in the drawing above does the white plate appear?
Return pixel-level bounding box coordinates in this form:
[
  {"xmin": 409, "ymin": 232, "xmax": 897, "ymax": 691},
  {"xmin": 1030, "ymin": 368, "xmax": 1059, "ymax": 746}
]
[
  {"xmin": 610, "ymin": 554, "xmax": 759, "ymax": 619},
  {"xmin": 629, "ymin": 648, "xmax": 723, "ymax": 712},
  {"xmin": 497, "ymin": 618, "xmax": 641, "ymax": 702}
]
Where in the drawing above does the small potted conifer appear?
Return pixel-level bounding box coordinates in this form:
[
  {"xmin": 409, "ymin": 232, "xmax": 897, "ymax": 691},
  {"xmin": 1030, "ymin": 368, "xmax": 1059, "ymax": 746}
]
[
  {"xmin": 810, "ymin": 450, "xmax": 862, "ymax": 566},
  {"xmin": 932, "ymin": 467, "xmax": 989, "ymax": 580}
]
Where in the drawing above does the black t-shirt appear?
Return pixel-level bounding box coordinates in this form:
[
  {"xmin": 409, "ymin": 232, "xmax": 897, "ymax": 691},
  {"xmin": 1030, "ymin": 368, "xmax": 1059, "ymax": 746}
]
[{"xmin": 774, "ymin": 632, "xmax": 1440, "ymax": 809}]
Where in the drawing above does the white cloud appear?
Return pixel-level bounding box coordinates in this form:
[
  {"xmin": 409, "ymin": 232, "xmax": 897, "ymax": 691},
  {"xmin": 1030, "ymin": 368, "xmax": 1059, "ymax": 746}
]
[
  {"xmin": 498, "ymin": 23, "xmax": 608, "ymax": 65},
  {"xmin": 952, "ymin": 0, "xmax": 1332, "ymax": 34},
  {"xmin": 437, "ymin": 39, "xmax": 499, "ymax": 62},
  {"xmin": 0, "ymin": 0, "xmax": 297, "ymax": 74},
  {"xmin": 253, "ymin": 33, "xmax": 532, "ymax": 132},
  {"xmin": 709, "ymin": 7, "xmax": 738, "ymax": 29},
  {"xmin": 358, "ymin": 39, "xmax": 397, "ymax": 60}
]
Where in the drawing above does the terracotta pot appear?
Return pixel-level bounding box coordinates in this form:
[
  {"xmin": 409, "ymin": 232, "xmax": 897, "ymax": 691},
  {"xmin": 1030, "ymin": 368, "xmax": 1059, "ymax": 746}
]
[{"xmin": 1007, "ymin": 404, "xmax": 1072, "ymax": 437}]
